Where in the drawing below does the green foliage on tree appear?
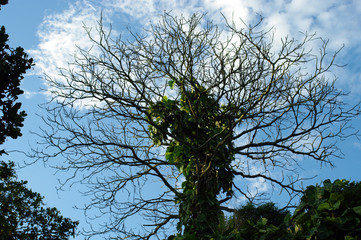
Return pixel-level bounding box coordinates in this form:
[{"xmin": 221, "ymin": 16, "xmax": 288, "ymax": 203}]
[
  {"xmin": 0, "ymin": 161, "xmax": 78, "ymax": 239},
  {"xmin": 233, "ymin": 202, "xmax": 289, "ymax": 229},
  {"xmin": 217, "ymin": 202, "xmax": 290, "ymax": 240},
  {"xmin": 226, "ymin": 202, "xmax": 289, "ymax": 239},
  {"xmin": 0, "ymin": 25, "xmax": 33, "ymax": 147},
  {"xmin": 0, "ymin": 0, "xmax": 32, "ymax": 150},
  {"xmin": 147, "ymin": 80, "xmax": 235, "ymax": 239}
]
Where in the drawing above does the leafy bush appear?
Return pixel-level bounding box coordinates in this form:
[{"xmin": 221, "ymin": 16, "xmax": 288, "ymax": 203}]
[
  {"xmin": 290, "ymin": 179, "xmax": 361, "ymax": 240},
  {"xmin": 219, "ymin": 202, "xmax": 290, "ymax": 240},
  {"xmin": 216, "ymin": 179, "xmax": 361, "ymax": 240}
]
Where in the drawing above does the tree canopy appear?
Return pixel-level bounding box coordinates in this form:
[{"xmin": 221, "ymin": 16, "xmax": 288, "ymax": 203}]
[
  {"xmin": 219, "ymin": 202, "xmax": 290, "ymax": 240},
  {"xmin": 0, "ymin": 161, "xmax": 78, "ymax": 239},
  {"xmin": 0, "ymin": 25, "xmax": 32, "ymax": 148},
  {"xmin": 33, "ymin": 13, "xmax": 360, "ymax": 239}
]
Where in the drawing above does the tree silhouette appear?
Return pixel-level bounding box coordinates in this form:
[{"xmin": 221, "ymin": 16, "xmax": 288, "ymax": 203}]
[
  {"xmin": 0, "ymin": 161, "xmax": 78, "ymax": 239},
  {"xmin": 0, "ymin": 25, "xmax": 32, "ymax": 148}
]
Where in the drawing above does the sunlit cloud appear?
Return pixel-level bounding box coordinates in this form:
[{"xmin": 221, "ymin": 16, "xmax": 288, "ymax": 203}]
[
  {"xmin": 23, "ymin": 90, "xmax": 39, "ymax": 99},
  {"xmin": 31, "ymin": 0, "xmax": 361, "ymax": 85},
  {"xmin": 29, "ymin": 1, "xmax": 102, "ymax": 81}
]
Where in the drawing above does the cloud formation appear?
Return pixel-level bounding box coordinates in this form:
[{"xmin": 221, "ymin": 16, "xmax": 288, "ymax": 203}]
[{"xmin": 30, "ymin": 1, "xmax": 100, "ymax": 79}]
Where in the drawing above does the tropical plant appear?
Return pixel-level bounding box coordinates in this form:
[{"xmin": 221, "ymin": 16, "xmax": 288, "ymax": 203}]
[{"xmin": 290, "ymin": 179, "xmax": 361, "ymax": 240}]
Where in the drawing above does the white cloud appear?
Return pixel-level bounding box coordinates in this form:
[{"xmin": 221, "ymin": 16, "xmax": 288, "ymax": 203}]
[
  {"xmin": 30, "ymin": 1, "xmax": 102, "ymax": 80},
  {"xmin": 23, "ymin": 90, "xmax": 39, "ymax": 99},
  {"xmin": 32, "ymin": 0, "xmax": 361, "ymax": 86},
  {"xmin": 32, "ymin": 0, "xmax": 361, "ymax": 78},
  {"xmin": 262, "ymin": 1, "xmax": 361, "ymax": 51}
]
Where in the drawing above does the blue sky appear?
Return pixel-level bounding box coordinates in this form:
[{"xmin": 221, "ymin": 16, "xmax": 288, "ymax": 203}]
[{"xmin": 1, "ymin": 0, "xmax": 361, "ymax": 239}]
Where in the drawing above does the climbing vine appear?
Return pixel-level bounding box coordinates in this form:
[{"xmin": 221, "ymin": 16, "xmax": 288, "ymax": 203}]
[{"xmin": 147, "ymin": 77, "xmax": 236, "ymax": 238}]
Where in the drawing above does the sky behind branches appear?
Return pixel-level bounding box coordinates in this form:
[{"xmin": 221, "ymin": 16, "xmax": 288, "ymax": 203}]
[{"xmin": 1, "ymin": 0, "xmax": 361, "ymax": 239}]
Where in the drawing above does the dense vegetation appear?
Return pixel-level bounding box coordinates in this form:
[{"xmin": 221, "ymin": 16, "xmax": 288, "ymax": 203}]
[{"xmin": 218, "ymin": 179, "xmax": 361, "ymax": 240}]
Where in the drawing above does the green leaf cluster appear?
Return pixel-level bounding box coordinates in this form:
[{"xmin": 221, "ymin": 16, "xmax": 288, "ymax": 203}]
[
  {"xmin": 147, "ymin": 77, "xmax": 237, "ymax": 237},
  {"xmin": 204, "ymin": 179, "xmax": 361, "ymax": 240},
  {"xmin": 218, "ymin": 202, "xmax": 291, "ymax": 240},
  {"xmin": 0, "ymin": 161, "xmax": 79, "ymax": 239},
  {"xmin": 0, "ymin": 26, "xmax": 33, "ymax": 146},
  {"xmin": 290, "ymin": 179, "xmax": 361, "ymax": 240}
]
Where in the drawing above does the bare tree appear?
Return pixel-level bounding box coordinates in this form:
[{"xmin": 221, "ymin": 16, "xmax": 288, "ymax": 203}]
[{"xmin": 33, "ymin": 13, "xmax": 359, "ymax": 239}]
